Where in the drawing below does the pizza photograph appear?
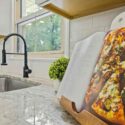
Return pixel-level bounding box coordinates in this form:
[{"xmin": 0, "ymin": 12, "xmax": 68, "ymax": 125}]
[{"xmin": 84, "ymin": 28, "xmax": 125, "ymax": 125}]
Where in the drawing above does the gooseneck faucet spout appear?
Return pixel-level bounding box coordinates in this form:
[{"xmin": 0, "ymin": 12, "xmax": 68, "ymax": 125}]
[{"xmin": 1, "ymin": 33, "xmax": 32, "ymax": 78}]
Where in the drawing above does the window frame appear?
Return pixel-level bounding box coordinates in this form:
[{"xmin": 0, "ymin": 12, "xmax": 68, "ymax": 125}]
[{"xmin": 13, "ymin": 0, "xmax": 70, "ymax": 59}]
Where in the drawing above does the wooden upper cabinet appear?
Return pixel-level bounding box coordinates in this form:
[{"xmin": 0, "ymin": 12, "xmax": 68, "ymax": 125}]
[{"xmin": 36, "ymin": 0, "xmax": 125, "ymax": 19}]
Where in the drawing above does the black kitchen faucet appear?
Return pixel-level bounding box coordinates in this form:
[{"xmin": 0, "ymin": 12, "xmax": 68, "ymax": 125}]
[{"xmin": 1, "ymin": 33, "xmax": 32, "ymax": 78}]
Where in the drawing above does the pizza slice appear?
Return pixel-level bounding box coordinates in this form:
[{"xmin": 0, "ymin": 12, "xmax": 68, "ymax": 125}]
[{"xmin": 92, "ymin": 73, "xmax": 125, "ymax": 125}]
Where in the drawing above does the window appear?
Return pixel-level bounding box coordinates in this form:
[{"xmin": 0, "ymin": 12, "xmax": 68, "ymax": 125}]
[
  {"xmin": 21, "ymin": 0, "xmax": 41, "ymax": 17},
  {"xmin": 16, "ymin": 0, "xmax": 68, "ymax": 56},
  {"xmin": 17, "ymin": 13, "xmax": 62, "ymax": 52}
]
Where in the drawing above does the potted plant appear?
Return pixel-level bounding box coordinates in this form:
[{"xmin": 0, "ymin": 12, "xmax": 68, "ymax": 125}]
[{"xmin": 49, "ymin": 56, "xmax": 69, "ymax": 92}]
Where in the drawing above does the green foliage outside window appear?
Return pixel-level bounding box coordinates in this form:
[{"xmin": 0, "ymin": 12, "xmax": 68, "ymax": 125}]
[{"xmin": 19, "ymin": 14, "xmax": 62, "ymax": 52}]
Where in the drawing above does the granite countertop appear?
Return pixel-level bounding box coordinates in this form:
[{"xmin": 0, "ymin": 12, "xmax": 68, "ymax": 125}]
[{"xmin": 0, "ymin": 75, "xmax": 79, "ymax": 125}]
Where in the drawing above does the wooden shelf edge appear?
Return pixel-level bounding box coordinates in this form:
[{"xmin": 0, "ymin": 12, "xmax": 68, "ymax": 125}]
[
  {"xmin": 0, "ymin": 35, "xmax": 5, "ymax": 38},
  {"xmin": 60, "ymin": 96, "xmax": 108, "ymax": 125},
  {"xmin": 42, "ymin": 1, "xmax": 125, "ymax": 19},
  {"xmin": 43, "ymin": 3, "xmax": 73, "ymax": 19},
  {"xmin": 0, "ymin": 35, "xmax": 5, "ymax": 41},
  {"xmin": 74, "ymin": 4, "xmax": 125, "ymax": 19}
]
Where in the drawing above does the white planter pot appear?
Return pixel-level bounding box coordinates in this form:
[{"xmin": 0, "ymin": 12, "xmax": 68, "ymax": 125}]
[{"xmin": 53, "ymin": 80, "xmax": 60, "ymax": 93}]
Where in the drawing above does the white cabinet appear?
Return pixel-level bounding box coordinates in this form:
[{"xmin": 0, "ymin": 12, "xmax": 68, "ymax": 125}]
[{"xmin": 0, "ymin": 0, "xmax": 12, "ymax": 36}]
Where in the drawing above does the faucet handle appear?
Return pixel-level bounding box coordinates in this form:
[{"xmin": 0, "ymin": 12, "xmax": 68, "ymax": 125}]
[
  {"xmin": 23, "ymin": 66, "xmax": 32, "ymax": 78},
  {"xmin": 27, "ymin": 69, "xmax": 32, "ymax": 74}
]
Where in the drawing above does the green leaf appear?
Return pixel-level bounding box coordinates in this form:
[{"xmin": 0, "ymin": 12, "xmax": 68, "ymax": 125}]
[{"xmin": 49, "ymin": 57, "xmax": 69, "ymax": 81}]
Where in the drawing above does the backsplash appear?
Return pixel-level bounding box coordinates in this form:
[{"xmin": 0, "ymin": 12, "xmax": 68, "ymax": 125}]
[{"xmin": 69, "ymin": 6, "xmax": 125, "ymax": 55}]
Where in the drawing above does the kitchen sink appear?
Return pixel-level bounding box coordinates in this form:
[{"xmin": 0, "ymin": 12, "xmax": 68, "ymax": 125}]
[{"xmin": 0, "ymin": 76, "xmax": 40, "ymax": 92}]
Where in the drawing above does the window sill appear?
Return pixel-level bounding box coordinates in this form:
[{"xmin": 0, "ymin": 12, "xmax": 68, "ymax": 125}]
[{"xmin": 9, "ymin": 50, "xmax": 64, "ymax": 61}]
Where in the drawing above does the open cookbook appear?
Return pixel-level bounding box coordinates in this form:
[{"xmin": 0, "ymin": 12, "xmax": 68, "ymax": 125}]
[
  {"xmin": 58, "ymin": 27, "xmax": 125, "ymax": 125},
  {"xmin": 83, "ymin": 27, "xmax": 125, "ymax": 125}
]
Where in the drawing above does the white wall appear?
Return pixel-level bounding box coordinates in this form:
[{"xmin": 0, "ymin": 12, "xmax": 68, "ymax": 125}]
[
  {"xmin": 0, "ymin": 0, "xmax": 13, "ymax": 72},
  {"xmin": 0, "ymin": 0, "xmax": 12, "ymax": 35},
  {"xmin": 1, "ymin": 58, "xmax": 55, "ymax": 83},
  {"xmin": 0, "ymin": 3, "xmax": 125, "ymax": 84},
  {"xmin": 69, "ymin": 6, "xmax": 125, "ymax": 55},
  {"xmin": 0, "ymin": 0, "xmax": 12, "ymax": 56}
]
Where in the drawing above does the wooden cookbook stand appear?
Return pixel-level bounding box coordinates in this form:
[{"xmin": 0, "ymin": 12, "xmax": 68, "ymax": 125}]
[{"xmin": 60, "ymin": 96, "xmax": 108, "ymax": 125}]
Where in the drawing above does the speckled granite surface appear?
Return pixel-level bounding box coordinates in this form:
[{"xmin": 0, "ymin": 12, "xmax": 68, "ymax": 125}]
[{"xmin": 0, "ymin": 75, "xmax": 79, "ymax": 125}]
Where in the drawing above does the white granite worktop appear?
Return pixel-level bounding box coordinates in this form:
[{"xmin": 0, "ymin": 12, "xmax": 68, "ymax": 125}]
[{"xmin": 0, "ymin": 75, "xmax": 79, "ymax": 125}]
